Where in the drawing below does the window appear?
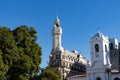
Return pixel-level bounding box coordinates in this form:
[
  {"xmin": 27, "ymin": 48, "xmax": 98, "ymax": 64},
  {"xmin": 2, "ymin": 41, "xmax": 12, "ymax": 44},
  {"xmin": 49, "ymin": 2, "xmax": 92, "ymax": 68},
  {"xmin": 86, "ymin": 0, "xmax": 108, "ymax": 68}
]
[
  {"xmin": 105, "ymin": 45, "xmax": 107, "ymax": 52},
  {"xmin": 95, "ymin": 44, "xmax": 99, "ymax": 52},
  {"xmin": 56, "ymin": 23, "xmax": 59, "ymax": 27},
  {"xmin": 56, "ymin": 55, "xmax": 60, "ymax": 59},
  {"xmin": 114, "ymin": 77, "xmax": 119, "ymax": 80},
  {"xmin": 62, "ymin": 55, "xmax": 65, "ymax": 59},
  {"xmin": 62, "ymin": 62, "xmax": 65, "ymax": 66},
  {"xmin": 110, "ymin": 43, "xmax": 113, "ymax": 50},
  {"xmin": 96, "ymin": 77, "xmax": 101, "ymax": 80}
]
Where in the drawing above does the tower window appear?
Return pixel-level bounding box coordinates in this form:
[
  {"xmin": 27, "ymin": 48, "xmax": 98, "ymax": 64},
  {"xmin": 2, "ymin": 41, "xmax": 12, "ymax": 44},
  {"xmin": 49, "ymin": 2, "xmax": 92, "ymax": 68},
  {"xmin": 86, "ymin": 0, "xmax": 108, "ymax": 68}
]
[
  {"xmin": 56, "ymin": 23, "xmax": 59, "ymax": 27},
  {"xmin": 95, "ymin": 44, "xmax": 99, "ymax": 52},
  {"xmin": 96, "ymin": 77, "xmax": 101, "ymax": 80},
  {"xmin": 62, "ymin": 55, "xmax": 65, "ymax": 59},
  {"xmin": 114, "ymin": 77, "xmax": 119, "ymax": 80},
  {"xmin": 105, "ymin": 45, "xmax": 107, "ymax": 52},
  {"xmin": 109, "ymin": 43, "xmax": 113, "ymax": 50}
]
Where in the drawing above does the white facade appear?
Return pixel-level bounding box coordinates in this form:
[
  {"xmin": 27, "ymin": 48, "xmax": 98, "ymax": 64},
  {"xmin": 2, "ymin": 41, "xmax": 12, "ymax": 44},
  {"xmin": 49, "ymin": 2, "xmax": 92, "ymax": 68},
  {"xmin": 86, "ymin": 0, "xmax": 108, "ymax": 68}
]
[
  {"xmin": 109, "ymin": 38, "xmax": 119, "ymax": 49},
  {"xmin": 90, "ymin": 32, "xmax": 110, "ymax": 66},
  {"xmin": 49, "ymin": 17, "xmax": 88, "ymax": 80},
  {"xmin": 52, "ymin": 17, "xmax": 63, "ymax": 52},
  {"xmin": 67, "ymin": 32, "xmax": 120, "ymax": 80},
  {"xmin": 87, "ymin": 32, "xmax": 111, "ymax": 80}
]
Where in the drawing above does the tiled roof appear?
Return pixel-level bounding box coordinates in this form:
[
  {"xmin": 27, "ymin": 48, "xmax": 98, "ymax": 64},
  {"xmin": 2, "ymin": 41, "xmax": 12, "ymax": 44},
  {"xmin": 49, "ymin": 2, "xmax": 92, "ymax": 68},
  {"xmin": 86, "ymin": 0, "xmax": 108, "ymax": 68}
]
[{"xmin": 67, "ymin": 74, "xmax": 86, "ymax": 78}]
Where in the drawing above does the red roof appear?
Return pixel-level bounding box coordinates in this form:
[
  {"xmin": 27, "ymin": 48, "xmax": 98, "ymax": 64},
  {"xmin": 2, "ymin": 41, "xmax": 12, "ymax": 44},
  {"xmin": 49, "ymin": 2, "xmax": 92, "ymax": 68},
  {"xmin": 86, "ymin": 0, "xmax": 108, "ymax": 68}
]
[{"xmin": 67, "ymin": 74, "xmax": 86, "ymax": 78}]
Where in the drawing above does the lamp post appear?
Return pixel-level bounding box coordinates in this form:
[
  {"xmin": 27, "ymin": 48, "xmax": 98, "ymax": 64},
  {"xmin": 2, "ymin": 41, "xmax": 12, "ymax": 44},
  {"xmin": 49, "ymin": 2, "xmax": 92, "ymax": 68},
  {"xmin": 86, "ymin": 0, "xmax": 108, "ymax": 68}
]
[
  {"xmin": 105, "ymin": 68, "xmax": 111, "ymax": 80},
  {"xmin": 61, "ymin": 63, "xmax": 65, "ymax": 80}
]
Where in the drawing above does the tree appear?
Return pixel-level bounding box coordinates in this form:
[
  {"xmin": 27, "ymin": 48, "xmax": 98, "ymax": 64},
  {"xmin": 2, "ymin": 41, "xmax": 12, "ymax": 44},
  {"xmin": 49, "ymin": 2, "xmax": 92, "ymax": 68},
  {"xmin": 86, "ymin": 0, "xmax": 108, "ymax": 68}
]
[
  {"xmin": 0, "ymin": 50, "xmax": 8, "ymax": 80},
  {"xmin": 39, "ymin": 67, "xmax": 61, "ymax": 80},
  {"xmin": 30, "ymin": 67, "xmax": 61, "ymax": 80},
  {"xmin": 29, "ymin": 73, "xmax": 40, "ymax": 80},
  {"xmin": 0, "ymin": 26, "xmax": 42, "ymax": 80},
  {"xmin": 0, "ymin": 27, "xmax": 17, "ymax": 80}
]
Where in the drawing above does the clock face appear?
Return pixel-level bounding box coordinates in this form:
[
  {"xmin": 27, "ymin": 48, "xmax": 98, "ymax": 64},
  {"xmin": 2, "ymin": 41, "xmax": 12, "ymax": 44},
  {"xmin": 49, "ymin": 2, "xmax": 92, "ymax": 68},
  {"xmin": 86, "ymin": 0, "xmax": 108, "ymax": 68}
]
[
  {"xmin": 55, "ymin": 29, "xmax": 59, "ymax": 33},
  {"xmin": 56, "ymin": 36, "xmax": 59, "ymax": 43},
  {"xmin": 56, "ymin": 36, "xmax": 59, "ymax": 39},
  {"xmin": 96, "ymin": 54, "xmax": 99, "ymax": 57}
]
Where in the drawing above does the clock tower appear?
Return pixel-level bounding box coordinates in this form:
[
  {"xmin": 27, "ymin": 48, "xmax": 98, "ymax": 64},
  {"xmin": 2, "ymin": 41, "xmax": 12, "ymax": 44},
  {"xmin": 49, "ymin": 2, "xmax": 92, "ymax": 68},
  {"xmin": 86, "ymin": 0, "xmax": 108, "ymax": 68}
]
[
  {"xmin": 87, "ymin": 32, "xmax": 111, "ymax": 80},
  {"xmin": 52, "ymin": 17, "xmax": 63, "ymax": 52},
  {"xmin": 90, "ymin": 31, "xmax": 111, "ymax": 67}
]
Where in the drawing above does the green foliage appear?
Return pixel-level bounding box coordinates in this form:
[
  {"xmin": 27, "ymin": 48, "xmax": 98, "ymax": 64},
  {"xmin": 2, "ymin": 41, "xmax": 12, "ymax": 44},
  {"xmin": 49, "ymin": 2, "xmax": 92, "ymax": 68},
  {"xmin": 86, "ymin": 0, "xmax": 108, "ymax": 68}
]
[
  {"xmin": 30, "ymin": 67, "xmax": 61, "ymax": 80},
  {"xmin": 0, "ymin": 50, "xmax": 8, "ymax": 80},
  {"xmin": 29, "ymin": 73, "xmax": 39, "ymax": 80},
  {"xmin": 0, "ymin": 26, "xmax": 42, "ymax": 80},
  {"xmin": 39, "ymin": 67, "xmax": 61, "ymax": 80}
]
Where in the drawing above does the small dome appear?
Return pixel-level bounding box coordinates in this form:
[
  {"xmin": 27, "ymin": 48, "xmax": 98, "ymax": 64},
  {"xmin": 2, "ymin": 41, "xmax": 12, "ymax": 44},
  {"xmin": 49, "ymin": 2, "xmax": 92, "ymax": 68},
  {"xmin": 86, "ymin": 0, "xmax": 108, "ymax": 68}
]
[
  {"xmin": 90, "ymin": 31, "xmax": 109, "ymax": 40},
  {"xmin": 92, "ymin": 31, "xmax": 105, "ymax": 39},
  {"xmin": 95, "ymin": 32, "xmax": 103, "ymax": 37},
  {"xmin": 56, "ymin": 45, "xmax": 64, "ymax": 52},
  {"xmin": 54, "ymin": 17, "xmax": 60, "ymax": 27},
  {"xmin": 55, "ymin": 17, "xmax": 60, "ymax": 23}
]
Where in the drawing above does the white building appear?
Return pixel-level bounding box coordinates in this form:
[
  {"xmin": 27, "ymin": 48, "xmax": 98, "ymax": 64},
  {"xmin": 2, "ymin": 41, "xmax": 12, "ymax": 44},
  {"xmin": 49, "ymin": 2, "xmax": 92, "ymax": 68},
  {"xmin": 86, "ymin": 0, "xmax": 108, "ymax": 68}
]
[
  {"xmin": 67, "ymin": 32, "xmax": 120, "ymax": 80},
  {"xmin": 49, "ymin": 17, "xmax": 88, "ymax": 80}
]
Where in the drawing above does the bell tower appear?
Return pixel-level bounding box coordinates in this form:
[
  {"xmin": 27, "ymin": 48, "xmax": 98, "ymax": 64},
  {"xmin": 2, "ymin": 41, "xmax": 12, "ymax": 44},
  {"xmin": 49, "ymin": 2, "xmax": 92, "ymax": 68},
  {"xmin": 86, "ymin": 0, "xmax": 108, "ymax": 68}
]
[
  {"xmin": 52, "ymin": 17, "xmax": 63, "ymax": 52},
  {"xmin": 90, "ymin": 31, "xmax": 111, "ymax": 67},
  {"xmin": 87, "ymin": 32, "xmax": 111, "ymax": 80}
]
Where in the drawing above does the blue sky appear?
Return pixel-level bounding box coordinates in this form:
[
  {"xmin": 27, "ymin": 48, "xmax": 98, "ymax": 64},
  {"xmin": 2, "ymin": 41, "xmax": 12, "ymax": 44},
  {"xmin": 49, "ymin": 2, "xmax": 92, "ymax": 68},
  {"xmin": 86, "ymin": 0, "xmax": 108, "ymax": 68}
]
[{"xmin": 0, "ymin": 0, "xmax": 120, "ymax": 68}]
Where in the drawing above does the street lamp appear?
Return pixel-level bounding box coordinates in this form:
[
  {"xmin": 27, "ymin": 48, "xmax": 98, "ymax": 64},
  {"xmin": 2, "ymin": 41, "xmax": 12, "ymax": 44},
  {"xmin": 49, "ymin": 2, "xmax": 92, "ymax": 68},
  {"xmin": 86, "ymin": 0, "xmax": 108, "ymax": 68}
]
[
  {"xmin": 105, "ymin": 68, "xmax": 111, "ymax": 80},
  {"xmin": 61, "ymin": 63, "xmax": 65, "ymax": 80}
]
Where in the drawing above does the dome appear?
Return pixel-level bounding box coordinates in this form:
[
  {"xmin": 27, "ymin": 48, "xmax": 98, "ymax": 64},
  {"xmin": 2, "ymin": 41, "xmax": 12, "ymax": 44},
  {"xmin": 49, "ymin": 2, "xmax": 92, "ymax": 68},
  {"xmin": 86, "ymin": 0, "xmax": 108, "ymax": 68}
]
[
  {"xmin": 94, "ymin": 31, "xmax": 103, "ymax": 37},
  {"xmin": 55, "ymin": 17, "xmax": 60, "ymax": 23},
  {"xmin": 92, "ymin": 31, "xmax": 105, "ymax": 39},
  {"xmin": 54, "ymin": 17, "xmax": 60, "ymax": 27},
  {"xmin": 56, "ymin": 45, "xmax": 64, "ymax": 52}
]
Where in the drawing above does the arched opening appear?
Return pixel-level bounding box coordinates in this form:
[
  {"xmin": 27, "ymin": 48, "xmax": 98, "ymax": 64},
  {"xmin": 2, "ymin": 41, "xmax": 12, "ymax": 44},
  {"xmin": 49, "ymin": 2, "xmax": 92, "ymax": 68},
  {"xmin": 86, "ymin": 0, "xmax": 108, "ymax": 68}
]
[
  {"xmin": 56, "ymin": 23, "xmax": 59, "ymax": 27},
  {"xmin": 95, "ymin": 44, "xmax": 99, "ymax": 52},
  {"xmin": 96, "ymin": 77, "xmax": 101, "ymax": 80},
  {"xmin": 105, "ymin": 45, "xmax": 107, "ymax": 52},
  {"xmin": 109, "ymin": 43, "xmax": 113, "ymax": 50},
  {"xmin": 114, "ymin": 77, "xmax": 119, "ymax": 80}
]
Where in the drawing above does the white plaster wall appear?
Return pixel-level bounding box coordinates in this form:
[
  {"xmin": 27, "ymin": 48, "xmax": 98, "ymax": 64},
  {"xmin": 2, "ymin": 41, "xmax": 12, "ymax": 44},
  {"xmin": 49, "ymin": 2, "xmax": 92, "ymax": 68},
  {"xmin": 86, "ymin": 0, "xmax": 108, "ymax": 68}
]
[{"xmin": 111, "ymin": 74, "xmax": 120, "ymax": 80}]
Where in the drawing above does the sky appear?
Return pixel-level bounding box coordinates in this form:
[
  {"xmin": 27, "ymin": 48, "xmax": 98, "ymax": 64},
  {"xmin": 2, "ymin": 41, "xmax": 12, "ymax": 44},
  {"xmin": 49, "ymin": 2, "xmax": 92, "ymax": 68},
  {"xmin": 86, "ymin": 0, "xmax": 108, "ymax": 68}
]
[{"xmin": 0, "ymin": 0, "xmax": 120, "ymax": 68}]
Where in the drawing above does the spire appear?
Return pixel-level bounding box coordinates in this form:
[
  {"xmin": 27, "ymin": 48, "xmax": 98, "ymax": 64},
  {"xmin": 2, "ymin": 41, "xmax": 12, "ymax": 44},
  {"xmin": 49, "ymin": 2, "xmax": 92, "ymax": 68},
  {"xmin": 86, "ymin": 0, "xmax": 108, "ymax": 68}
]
[{"xmin": 54, "ymin": 16, "xmax": 60, "ymax": 27}]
